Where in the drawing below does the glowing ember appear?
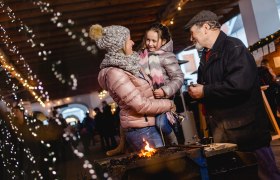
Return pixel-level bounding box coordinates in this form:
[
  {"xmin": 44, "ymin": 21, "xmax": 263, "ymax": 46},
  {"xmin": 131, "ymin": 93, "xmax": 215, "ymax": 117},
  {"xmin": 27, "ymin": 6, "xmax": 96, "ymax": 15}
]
[{"xmin": 138, "ymin": 139, "xmax": 157, "ymax": 157}]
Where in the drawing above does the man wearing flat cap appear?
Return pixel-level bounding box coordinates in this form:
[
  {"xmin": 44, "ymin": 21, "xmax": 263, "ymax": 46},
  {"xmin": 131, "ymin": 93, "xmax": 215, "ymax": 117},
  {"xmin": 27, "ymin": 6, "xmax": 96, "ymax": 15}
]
[{"xmin": 185, "ymin": 10, "xmax": 280, "ymax": 179}]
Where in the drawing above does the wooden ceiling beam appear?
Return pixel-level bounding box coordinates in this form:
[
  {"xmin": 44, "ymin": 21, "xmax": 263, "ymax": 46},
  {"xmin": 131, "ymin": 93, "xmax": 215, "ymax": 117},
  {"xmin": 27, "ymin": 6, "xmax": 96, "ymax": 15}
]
[
  {"xmin": 2, "ymin": 45, "xmax": 86, "ymax": 65},
  {"xmin": 4, "ymin": 20, "xmax": 152, "ymax": 44},
  {"xmin": 4, "ymin": 0, "xmax": 144, "ymax": 12},
  {"xmin": 1, "ymin": 0, "xmax": 166, "ymax": 23},
  {"xmin": 3, "ymin": 0, "xmax": 165, "ymax": 18},
  {"xmin": 9, "ymin": 28, "xmax": 147, "ymax": 51},
  {"xmin": 1, "ymin": 4, "xmax": 161, "ymax": 30},
  {"xmin": 7, "ymin": 44, "xmax": 94, "ymax": 59},
  {"xmin": 35, "ymin": 67, "xmax": 100, "ymax": 81},
  {"xmin": 166, "ymin": 0, "xmax": 236, "ymax": 24},
  {"xmin": 183, "ymin": 0, "xmax": 234, "ymax": 9},
  {"xmin": 219, "ymin": 6, "xmax": 240, "ymax": 25},
  {"xmin": 167, "ymin": 5, "xmax": 240, "ymax": 30},
  {"xmin": 160, "ymin": 0, "xmax": 190, "ymax": 25},
  {"xmin": 8, "ymin": 48, "xmax": 98, "ymax": 62},
  {"xmin": 16, "ymin": 41, "xmax": 84, "ymax": 54},
  {"xmin": 169, "ymin": 6, "xmax": 240, "ymax": 33}
]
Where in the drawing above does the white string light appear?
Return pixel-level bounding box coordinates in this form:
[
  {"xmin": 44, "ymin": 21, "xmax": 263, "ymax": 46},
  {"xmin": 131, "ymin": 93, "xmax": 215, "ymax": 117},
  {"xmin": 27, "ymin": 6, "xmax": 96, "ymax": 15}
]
[
  {"xmin": 1, "ymin": 1, "xmax": 78, "ymax": 90},
  {"xmin": 32, "ymin": 0, "xmax": 97, "ymax": 55},
  {"xmin": 0, "ymin": 1, "xmax": 110, "ymax": 179},
  {"xmin": 163, "ymin": 0, "xmax": 189, "ymax": 26},
  {"xmin": 0, "ymin": 99, "xmax": 44, "ymax": 179},
  {"xmin": 0, "ymin": 50, "xmax": 48, "ymax": 106},
  {"xmin": 51, "ymin": 61, "xmax": 78, "ymax": 90},
  {"xmin": 98, "ymin": 90, "xmax": 108, "ymax": 100},
  {"xmin": 0, "ymin": 62, "xmax": 56, "ymax": 179},
  {"xmin": 0, "ymin": 2, "xmax": 52, "ymax": 61},
  {"xmin": 62, "ymin": 122, "xmax": 102, "ymax": 179}
]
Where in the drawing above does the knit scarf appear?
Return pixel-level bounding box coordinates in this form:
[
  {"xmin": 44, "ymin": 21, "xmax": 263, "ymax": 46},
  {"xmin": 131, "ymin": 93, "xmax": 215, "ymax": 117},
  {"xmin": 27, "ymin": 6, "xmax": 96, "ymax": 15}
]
[
  {"xmin": 139, "ymin": 49, "xmax": 164, "ymax": 89},
  {"xmin": 100, "ymin": 51, "xmax": 141, "ymax": 77},
  {"xmin": 139, "ymin": 49, "xmax": 176, "ymax": 124}
]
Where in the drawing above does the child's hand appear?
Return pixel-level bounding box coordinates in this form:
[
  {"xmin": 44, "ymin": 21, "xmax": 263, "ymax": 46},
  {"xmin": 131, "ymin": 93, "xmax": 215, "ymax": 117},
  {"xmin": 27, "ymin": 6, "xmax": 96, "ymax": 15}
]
[{"xmin": 153, "ymin": 88, "xmax": 165, "ymax": 98}]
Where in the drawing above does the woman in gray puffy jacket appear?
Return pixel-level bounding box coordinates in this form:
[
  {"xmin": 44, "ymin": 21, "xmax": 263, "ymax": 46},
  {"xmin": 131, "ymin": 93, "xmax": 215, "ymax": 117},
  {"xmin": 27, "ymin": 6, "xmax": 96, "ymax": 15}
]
[{"xmin": 89, "ymin": 24, "xmax": 176, "ymax": 152}]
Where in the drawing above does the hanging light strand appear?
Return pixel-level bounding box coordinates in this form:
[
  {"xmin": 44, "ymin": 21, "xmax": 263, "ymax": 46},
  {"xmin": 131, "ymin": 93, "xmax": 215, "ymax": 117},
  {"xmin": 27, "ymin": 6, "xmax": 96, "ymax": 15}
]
[
  {"xmin": 0, "ymin": 2, "xmax": 52, "ymax": 61},
  {"xmin": 0, "ymin": 48, "xmax": 47, "ymax": 106},
  {"xmin": 32, "ymin": 0, "xmax": 97, "ymax": 55},
  {"xmin": 51, "ymin": 61, "xmax": 78, "ymax": 90},
  {"xmin": 1, "ymin": 1, "xmax": 76, "ymax": 88},
  {"xmin": 0, "ymin": 98, "xmax": 44, "ymax": 179},
  {"xmin": 161, "ymin": 0, "xmax": 189, "ymax": 26}
]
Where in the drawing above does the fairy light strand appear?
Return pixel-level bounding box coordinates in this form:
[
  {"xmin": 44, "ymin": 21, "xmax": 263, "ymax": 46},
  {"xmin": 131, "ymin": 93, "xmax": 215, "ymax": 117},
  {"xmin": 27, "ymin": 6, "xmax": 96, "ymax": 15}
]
[
  {"xmin": 32, "ymin": 0, "xmax": 97, "ymax": 55},
  {"xmin": 51, "ymin": 61, "xmax": 78, "ymax": 90},
  {"xmin": 0, "ymin": 2, "xmax": 52, "ymax": 61},
  {"xmin": 0, "ymin": 50, "xmax": 47, "ymax": 107},
  {"xmin": 162, "ymin": 0, "xmax": 189, "ymax": 26},
  {"xmin": 0, "ymin": 98, "xmax": 44, "ymax": 179},
  {"xmin": 0, "ymin": 95, "xmax": 62, "ymax": 179},
  {"xmin": 1, "ymin": 1, "xmax": 78, "ymax": 89},
  {"xmin": 0, "ymin": 26, "xmax": 49, "ymax": 105}
]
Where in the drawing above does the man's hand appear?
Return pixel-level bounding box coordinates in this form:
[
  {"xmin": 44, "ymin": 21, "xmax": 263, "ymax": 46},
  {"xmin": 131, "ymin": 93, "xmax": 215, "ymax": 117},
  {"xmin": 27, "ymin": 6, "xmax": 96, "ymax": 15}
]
[
  {"xmin": 153, "ymin": 88, "xmax": 165, "ymax": 98},
  {"xmin": 188, "ymin": 84, "xmax": 204, "ymax": 99}
]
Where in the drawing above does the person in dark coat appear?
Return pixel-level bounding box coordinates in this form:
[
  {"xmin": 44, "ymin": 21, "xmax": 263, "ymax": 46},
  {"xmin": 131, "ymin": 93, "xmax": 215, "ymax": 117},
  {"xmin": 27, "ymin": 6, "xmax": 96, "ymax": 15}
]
[
  {"xmin": 101, "ymin": 101, "xmax": 117, "ymax": 149},
  {"xmin": 258, "ymin": 59, "xmax": 277, "ymax": 86},
  {"xmin": 258, "ymin": 59, "xmax": 280, "ymax": 124},
  {"xmin": 94, "ymin": 107, "xmax": 106, "ymax": 150},
  {"xmin": 185, "ymin": 10, "xmax": 280, "ymax": 179},
  {"xmin": 81, "ymin": 112, "xmax": 95, "ymax": 155}
]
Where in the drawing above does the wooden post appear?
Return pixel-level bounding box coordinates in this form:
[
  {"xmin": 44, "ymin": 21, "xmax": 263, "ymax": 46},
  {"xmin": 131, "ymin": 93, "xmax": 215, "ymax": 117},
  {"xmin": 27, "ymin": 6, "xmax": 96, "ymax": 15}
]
[{"xmin": 261, "ymin": 85, "xmax": 280, "ymax": 140}]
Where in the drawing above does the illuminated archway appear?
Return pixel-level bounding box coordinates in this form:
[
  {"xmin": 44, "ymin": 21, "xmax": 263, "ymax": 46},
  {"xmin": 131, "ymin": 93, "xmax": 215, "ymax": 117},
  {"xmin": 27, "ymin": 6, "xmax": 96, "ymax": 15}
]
[
  {"xmin": 58, "ymin": 103, "xmax": 89, "ymax": 123},
  {"xmin": 65, "ymin": 115, "xmax": 79, "ymax": 125}
]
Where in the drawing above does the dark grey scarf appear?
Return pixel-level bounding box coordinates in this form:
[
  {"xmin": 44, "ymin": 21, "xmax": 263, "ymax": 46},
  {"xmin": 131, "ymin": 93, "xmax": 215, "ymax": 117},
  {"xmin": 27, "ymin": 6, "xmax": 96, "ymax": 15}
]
[{"xmin": 100, "ymin": 51, "xmax": 141, "ymax": 77}]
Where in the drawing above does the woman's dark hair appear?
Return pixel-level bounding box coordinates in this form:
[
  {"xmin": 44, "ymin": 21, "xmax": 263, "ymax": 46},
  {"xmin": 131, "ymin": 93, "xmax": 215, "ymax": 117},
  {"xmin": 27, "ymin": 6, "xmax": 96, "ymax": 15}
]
[{"xmin": 141, "ymin": 22, "xmax": 172, "ymax": 49}]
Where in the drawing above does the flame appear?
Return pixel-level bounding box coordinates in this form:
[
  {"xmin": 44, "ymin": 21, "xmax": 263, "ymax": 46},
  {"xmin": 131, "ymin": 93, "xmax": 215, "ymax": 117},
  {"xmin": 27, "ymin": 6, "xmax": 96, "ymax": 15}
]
[{"xmin": 138, "ymin": 138, "xmax": 156, "ymax": 157}]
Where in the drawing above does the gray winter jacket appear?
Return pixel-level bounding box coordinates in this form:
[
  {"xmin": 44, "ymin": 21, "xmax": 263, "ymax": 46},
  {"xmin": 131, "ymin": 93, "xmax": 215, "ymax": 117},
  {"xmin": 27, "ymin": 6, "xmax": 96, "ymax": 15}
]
[{"xmin": 150, "ymin": 40, "xmax": 184, "ymax": 98}]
